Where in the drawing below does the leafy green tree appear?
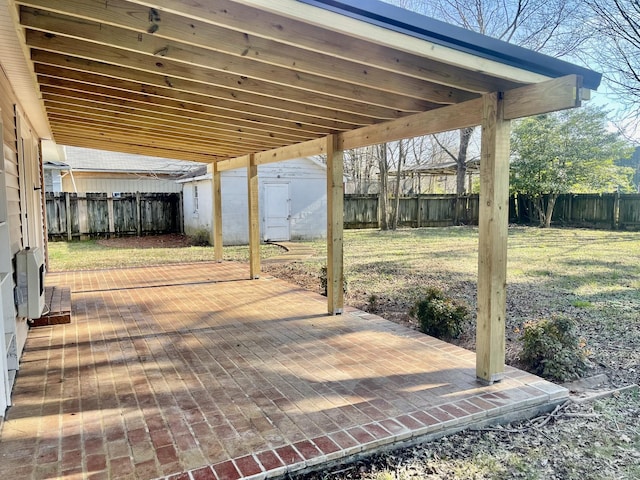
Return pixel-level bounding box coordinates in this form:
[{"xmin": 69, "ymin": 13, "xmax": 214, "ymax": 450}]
[{"xmin": 510, "ymin": 106, "xmax": 635, "ymax": 227}]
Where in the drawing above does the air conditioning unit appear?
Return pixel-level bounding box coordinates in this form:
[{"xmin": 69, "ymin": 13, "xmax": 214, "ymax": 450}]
[{"xmin": 16, "ymin": 247, "xmax": 45, "ymax": 319}]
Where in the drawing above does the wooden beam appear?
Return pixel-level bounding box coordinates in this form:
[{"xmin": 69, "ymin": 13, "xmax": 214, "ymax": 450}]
[
  {"xmin": 326, "ymin": 134, "xmax": 344, "ymax": 315},
  {"xmin": 30, "ymin": 50, "xmax": 379, "ymax": 126},
  {"xmin": 247, "ymin": 154, "xmax": 260, "ymax": 279},
  {"xmin": 253, "ymin": 137, "xmax": 327, "ymax": 165},
  {"xmin": 21, "ymin": 7, "xmax": 442, "ymax": 112},
  {"xmin": 217, "ymin": 155, "xmax": 251, "ymax": 172},
  {"xmin": 340, "ymin": 98, "xmax": 483, "ymax": 150},
  {"xmin": 40, "ymin": 85, "xmax": 312, "ymax": 143},
  {"xmin": 50, "ymin": 134, "xmax": 220, "ymax": 162},
  {"xmin": 476, "ymin": 92, "xmax": 510, "ymax": 384},
  {"xmin": 26, "ymin": 32, "xmax": 413, "ymax": 120},
  {"xmin": 211, "ymin": 162, "xmax": 223, "ymax": 262},
  {"xmin": 335, "ymin": 76, "xmax": 585, "ymax": 152},
  {"xmin": 503, "ymin": 75, "xmax": 583, "ymax": 120},
  {"xmin": 19, "ymin": 0, "xmax": 476, "ymax": 104},
  {"xmin": 122, "ymin": 0, "xmax": 523, "ymax": 93},
  {"xmin": 35, "ymin": 64, "xmax": 360, "ymax": 132}
]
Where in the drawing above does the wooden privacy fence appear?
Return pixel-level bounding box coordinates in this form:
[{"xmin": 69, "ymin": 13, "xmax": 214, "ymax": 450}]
[
  {"xmin": 513, "ymin": 193, "xmax": 640, "ymax": 229},
  {"xmin": 345, "ymin": 193, "xmax": 640, "ymax": 230},
  {"xmin": 46, "ymin": 192, "xmax": 183, "ymax": 240},
  {"xmin": 344, "ymin": 194, "xmax": 480, "ymax": 228}
]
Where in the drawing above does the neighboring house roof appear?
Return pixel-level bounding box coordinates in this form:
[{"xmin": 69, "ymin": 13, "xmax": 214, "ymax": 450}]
[
  {"xmin": 43, "ymin": 160, "xmax": 69, "ymax": 170},
  {"xmin": 61, "ymin": 147, "xmax": 201, "ymax": 175},
  {"xmin": 394, "ymin": 158, "xmax": 481, "ymax": 176}
]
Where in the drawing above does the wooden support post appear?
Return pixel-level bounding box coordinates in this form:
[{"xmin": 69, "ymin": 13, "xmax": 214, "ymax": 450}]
[
  {"xmin": 211, "ymin": 162, "xmax": 223, "ymax": 262},
  {"xmin": 326, "ymin": 135, "xmax": 344, "ymax": 315},
  {"xmin": 247, "ymin": 154, "xmax": 260, "ymax": 279},
  {"xmin": 476, "ymin": 92, "xmax": 510, "ymax": 384}
]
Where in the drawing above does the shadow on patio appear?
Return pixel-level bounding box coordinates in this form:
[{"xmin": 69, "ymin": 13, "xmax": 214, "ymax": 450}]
[{"xmin": 0, "ymin": 262, "xmax": 567, "ymax": 480}]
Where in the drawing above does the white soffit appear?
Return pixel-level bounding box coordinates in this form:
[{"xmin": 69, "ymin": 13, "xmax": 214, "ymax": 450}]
[{"xmin": 0, "ymin": 0, "xmax": 52, "ymax": 139}]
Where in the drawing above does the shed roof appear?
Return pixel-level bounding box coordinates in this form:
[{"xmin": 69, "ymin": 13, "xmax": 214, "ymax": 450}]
[
  {"xmin": 60, "ymin": 146, "xmax": 201, "ymax": 174},
  {"xmin": 1, "ymin": 0, "xmax": 600, "ymax": 163}
]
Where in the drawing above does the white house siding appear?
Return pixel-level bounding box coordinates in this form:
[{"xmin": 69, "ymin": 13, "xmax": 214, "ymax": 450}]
[
  {"xmin": 0, "ymin": 67, "xmax": 45, "ymax": 416},
  {"xmin": 182, "ymin": 158, "xmax": 327, "ymax": 245}
]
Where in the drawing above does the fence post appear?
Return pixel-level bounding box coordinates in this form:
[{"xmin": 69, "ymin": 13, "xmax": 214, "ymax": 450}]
[
  {"xmin": 613, "ymin": 191, "xmax": 620, "ymax": 230},
  {"xmin": 136, "ymin": 191, "xmax": 142, "ymax": 237},
  {"xmin": 64, "ymin": 192, "xmax": 72, "ymax": 241},
  {"xmin": 416, "ymin": 193, "xmax": 421, "ymax": 228},
  {"xmin": 107, "ymin": 194, "xmax": 115, "ymax": 237},
  {"xmin": 77, "ymin": 193, "xmax": 89, "ymax": 240}
]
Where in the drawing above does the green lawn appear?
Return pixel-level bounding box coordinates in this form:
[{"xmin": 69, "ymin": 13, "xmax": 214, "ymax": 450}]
[{"xmin": 47, "ymin": 238, "xmax": 281, "ymax": 271}]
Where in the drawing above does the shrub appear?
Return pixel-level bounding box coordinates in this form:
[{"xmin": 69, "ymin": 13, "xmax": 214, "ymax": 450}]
[
  {"xmin": 519, "ymin": 315, "xmax": 590, "ymax": 382},
  {"xmin": 410, "ymin": 287, "xmax": 469, "ymax": 340},
  {"xmin": 319, "ymin": 265, "xmax": 348, "ymax": 296},
  {"xmin": 189, "ymin": 229, "xmax": 210, "ymax": 246}
]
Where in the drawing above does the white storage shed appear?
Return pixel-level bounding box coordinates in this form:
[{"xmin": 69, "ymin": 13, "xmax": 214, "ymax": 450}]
[{"xmin": 179, "ymin": 157, "xmax": 328, "ymax": 245}]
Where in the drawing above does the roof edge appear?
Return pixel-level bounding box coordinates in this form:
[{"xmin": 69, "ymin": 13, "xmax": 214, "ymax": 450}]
[{"xmin": 299, "ymin": 0, "xmax": 601, "ymax": 90}]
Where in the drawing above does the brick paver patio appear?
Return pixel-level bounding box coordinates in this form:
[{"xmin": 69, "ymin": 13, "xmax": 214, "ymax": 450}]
[{"xmin": 0, "ymin": 262, "xmax": 567, "ymax": 479}]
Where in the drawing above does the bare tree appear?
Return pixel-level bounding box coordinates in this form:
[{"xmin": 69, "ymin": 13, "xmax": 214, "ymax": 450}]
[
  {"xmin": 377, "ymin": 143, "xmax": 390, "ymax": 230},
  {"xmin": 584, "ymin": 0, "xmax": 640, "ymax": 138},
  {"xmin": 383, "ymin": 0, "xmax": 589, "ymax": 207}
]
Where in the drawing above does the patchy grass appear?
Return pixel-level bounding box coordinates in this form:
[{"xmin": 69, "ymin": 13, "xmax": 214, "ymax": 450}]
[
  {"xmin": 264, "ymin": 226, "xmax": 640, "ymax": 387},
  {"xmin": 47, "ymin": 237, "xmax": 281, "ymax": 271}
]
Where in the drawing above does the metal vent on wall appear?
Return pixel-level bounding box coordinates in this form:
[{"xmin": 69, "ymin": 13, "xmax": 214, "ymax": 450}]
[{"xmin": 16, "ymin": 247, "xmax": 45, "ymax": 319}]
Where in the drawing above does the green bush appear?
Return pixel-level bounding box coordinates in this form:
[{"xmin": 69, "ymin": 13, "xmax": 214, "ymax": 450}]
[
  {"xmin": 519, "ymin": 315, "xmax": 590, "ymax": 382},
  {"xmin": 319, "ymin": 265, "xmax": 348, "ymax": 296},
  {"xmin": 189, "ymin": 229, "xmax": 210, "ymax": 246},
  {"xmin": 410, "ymin": 287, "xmax": 469, "ymax": 340}
]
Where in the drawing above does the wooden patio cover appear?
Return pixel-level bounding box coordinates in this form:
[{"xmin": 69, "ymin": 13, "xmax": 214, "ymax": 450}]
[{"xmin": 9, "ymin": 0, "xmax": 600, "ymax": 383}]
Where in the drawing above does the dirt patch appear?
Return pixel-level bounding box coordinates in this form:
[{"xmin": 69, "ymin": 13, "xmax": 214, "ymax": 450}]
[{"xmin": 96, "ymin": 233, "xmax": 194, "ymax": 249}]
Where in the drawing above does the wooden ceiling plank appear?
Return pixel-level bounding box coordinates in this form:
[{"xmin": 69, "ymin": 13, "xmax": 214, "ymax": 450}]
[
  {"xmin": 26, "ymin": 30, "xmax": 418, "ymax": 119},
  {"xmin": 51, "ymin": 123, "xmax": 247, "ymax": 154},
  {"xmin": 41, "ymin": 91, "xmax": 307, "ymax": 145},
  {"xmin": 47, "ymin": 112, "xmax": 278, "ymax": 152},
  {"xmin": 39, "ymin": 80, "xmax": 319, "ymax": 139},
  {"xmin": 50, "ymin": 121, "xmax": 244, "ymax": 152},
  {"xmin": 46, "ymin": 108, "xmax": 281, "ymax": 152},
  {"xmin": 31, "ymin": 51, "xmax": 381, "ymax": 126},
  {"xmin": 18, "ymin": 0, "xmax": 476, "ymax": 103},
  {"xmin": 52, "ymin": 134, "xmax": 225, "ymax": 162},
  {"xmin": 118, "ymin": 0, "xmax": 521, "ymax": 93},
  {"xmin": 21, "ymin": 7, "xmax": 459, "ymax": 108},
  {"xmin": 35, "ymin": 65, "xmax": 357, "ymax": 132},
  {"xmin": 228, "ymin": 0, "xmax": 545, "ymax": 87}
]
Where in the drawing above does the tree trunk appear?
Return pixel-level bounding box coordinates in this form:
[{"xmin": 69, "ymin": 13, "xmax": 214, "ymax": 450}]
[
  {"xmin": 378, "ymin": 143, "xmax": 389, "ymax": 230},
  {"xmin": 390, "ymin": 140, "xmax": 406, "ymax": 230},
  {"xmin": 456, "ymin": 127, "xmax": 474, "ymax": 196},
  {"xmin": 454, "ymin": 127, "xmax": 474, "ymax": 225},
  {"xmin": 544, "ymin": 194, "xmax": 557, "ymax": 228}
]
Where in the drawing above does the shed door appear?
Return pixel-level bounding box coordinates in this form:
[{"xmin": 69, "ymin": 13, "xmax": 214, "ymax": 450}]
[{"xmin": 264, "ymin": 183, "xmax": 290, "ymax": 241}]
